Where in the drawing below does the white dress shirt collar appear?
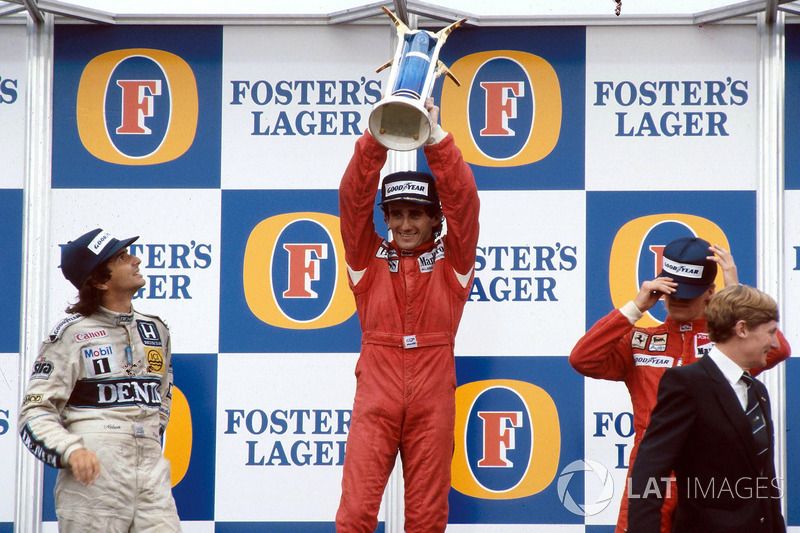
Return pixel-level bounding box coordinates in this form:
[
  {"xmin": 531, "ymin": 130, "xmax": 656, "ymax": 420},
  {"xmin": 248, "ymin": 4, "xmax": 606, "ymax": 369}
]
[{"xmin": 707, "ymin": 345, "xmax": 749, "ymax": 411}]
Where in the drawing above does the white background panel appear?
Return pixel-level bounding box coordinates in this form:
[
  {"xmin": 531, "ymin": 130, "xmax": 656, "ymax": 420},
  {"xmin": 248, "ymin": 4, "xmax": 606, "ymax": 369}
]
[
  {"xmin": 49, "ymin": 189, "xmax": 221, "ymax": 354},
  {"xmin": 785, "ymin": 191, "xmax": 800, "ymax": 356},
  {"xmin": 0, "ymin": 25, "xmax": 26, "ymax": 189},
  {"xmin": 215, "ymin": 353, "xmax": 367, "ymax": 521},
  {"xmin": 221, "ymin": 25, "xmax": 390, "ymax": 189},
  {"xmin": 456, "ymin": 191, "xmax": 585, "ymax": 356},
  {"xmin": 583, "ymin": 378, "xmax": 634, "ymax": 526},
  {"xmin": 586, "ymin": 25, "xmax": 758, "ymax": 191},
  {"xmin": 0, "ymin": 354, "xmax": 20, "ymax": 522}
]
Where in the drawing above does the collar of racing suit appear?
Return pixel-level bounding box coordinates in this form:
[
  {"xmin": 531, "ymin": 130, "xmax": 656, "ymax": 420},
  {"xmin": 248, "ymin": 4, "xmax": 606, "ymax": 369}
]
[
  {"xmin": 94, "ymin": 305, "xmax": 136, "ymax": 326},
  {"xmin": 390, "ymin": 238, "xmax": 438, "ymax": 257},
  {"xmin": 663, "ymin": 314, "xmax": 707, "ymax": 333}
]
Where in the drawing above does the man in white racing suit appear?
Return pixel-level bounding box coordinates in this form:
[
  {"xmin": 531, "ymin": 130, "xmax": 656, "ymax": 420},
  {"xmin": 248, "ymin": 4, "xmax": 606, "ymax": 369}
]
[{"xmin": 18, "ymin": 228, "xmax": 181, "ymax": 532}]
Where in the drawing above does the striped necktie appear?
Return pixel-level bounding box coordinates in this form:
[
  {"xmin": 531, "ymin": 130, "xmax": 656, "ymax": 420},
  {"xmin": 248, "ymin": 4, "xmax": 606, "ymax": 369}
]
[{"xmin": 740, "ymin": 372, "xmax": 769, "ymax": 466}]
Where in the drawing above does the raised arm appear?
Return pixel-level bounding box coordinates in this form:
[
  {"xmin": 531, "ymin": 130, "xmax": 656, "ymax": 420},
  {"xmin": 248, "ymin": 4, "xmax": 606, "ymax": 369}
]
[
  {"xmin": 339, "ymin": 131, "xmax": 389, "ymax": 272},
  {"xmin": 423, "ymin": 130, "xmax": 479, "ymax": 279}
]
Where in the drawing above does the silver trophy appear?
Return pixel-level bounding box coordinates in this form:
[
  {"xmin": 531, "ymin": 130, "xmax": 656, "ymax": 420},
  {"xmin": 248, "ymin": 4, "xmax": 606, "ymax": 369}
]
[{"xmin": 369, "ymin": 7, "xmax": 465, "ymax": 151}]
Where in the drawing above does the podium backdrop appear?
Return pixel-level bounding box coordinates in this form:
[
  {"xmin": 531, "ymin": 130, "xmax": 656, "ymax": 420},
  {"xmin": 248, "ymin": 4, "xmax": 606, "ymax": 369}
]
[{"xmin": 1, "ymin": 19, "xmax": 798, "ymax": 532}]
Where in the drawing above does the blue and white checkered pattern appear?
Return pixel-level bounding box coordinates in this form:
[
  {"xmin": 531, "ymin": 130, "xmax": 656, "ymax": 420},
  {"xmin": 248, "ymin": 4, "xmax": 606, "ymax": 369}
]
[{"xmin": 0, "ymin": 21, "xmax": 798, "ymax": 532}]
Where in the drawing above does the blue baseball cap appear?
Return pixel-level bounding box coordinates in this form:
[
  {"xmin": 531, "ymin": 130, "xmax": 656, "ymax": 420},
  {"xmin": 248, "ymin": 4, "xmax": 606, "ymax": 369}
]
[
  {"xmin": 60, "ymin": 228, "xmax": 139, "ymax": 289},
  {"xmin": 658, "ymin": 236, "xmax": 718, "ymax": 299}
]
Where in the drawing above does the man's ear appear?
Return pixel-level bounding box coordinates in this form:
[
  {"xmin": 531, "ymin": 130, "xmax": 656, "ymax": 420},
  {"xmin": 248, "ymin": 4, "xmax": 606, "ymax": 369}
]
[
  {"xmin": 701, "ymin": 284, "xmax": 715, "ymax": 305},
  {"xmin": 734, "ymin": 319, "xmax": 748, "ymax": 338}
]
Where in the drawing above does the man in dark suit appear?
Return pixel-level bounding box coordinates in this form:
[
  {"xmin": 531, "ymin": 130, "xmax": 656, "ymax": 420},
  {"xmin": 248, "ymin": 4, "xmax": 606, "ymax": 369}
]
[{"xmin": 628, "ymin": 284, "xmax": 787, "ymax": 533}]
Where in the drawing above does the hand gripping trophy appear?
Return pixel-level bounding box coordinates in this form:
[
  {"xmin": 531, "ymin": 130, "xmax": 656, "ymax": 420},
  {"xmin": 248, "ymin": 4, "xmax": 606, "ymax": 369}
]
[{"xmin": 368, "ymin": 7, "xmax": 465, "ymax": 151}]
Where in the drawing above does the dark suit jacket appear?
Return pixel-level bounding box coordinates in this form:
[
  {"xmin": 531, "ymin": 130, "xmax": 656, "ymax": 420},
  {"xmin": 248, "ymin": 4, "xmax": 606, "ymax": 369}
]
[{"xmin": 628, "ymin": 354, "xmax": 785, "ymax": 533}]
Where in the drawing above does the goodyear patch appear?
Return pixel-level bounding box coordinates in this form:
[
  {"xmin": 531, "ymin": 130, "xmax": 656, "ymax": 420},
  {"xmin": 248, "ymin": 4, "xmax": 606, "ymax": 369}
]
[
  {"xmin": 633, "ymin": 354, "xmax": 673, "ymax": 368},
  {"xmin": 47, "ymin": 314, "xmax": 83, "ymax": 342}
]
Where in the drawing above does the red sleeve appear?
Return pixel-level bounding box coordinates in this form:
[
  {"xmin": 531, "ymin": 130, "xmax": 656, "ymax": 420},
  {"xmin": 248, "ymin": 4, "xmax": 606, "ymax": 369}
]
[
  {"xmin": 751, "ymin": 329, "xmax": 791, "ymax": 376},
  {"xmin": 424, "ymin": 133, "xmax": 480, "ymax": 276},
  {"xmin": 569, "ymin": 309, "xmax": 636, "ymax": 381},
  {"xmin": 339, "ymin": 131, "xmax": 389, "ymax": 271}
]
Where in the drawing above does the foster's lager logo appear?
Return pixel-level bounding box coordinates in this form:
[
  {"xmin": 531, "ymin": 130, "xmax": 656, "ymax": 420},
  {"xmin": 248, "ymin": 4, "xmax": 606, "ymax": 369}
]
[
  {"xmin": 76, "ymin": 48, "xmax": 198, "ymax": 165},
  {"xmin": 442, "ymin": 51, "xmax": 562, "ymax": 167},
  {"xmin": 452, "ymin": 379, "xmax": 560, "ymax": 499},
  {"xmin": 243, "ymin": 212, "xmax": 355, "ymax": 329},
  {"xmin": 609, "ymin": 214, "xmax": 729, "ymax": 327}
]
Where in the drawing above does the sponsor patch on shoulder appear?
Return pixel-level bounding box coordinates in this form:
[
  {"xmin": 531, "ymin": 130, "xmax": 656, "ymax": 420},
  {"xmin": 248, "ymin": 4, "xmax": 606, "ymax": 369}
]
[
  {"xmin": 31, "ymin": 358, "xmax": 54, "ymax": 380},
  {"xmin": 633, "ymin": 354, "xmax": 674, "ymax": 368},
  {"xmin": 648, "ymin": 333, "xmax": 668, "ymax": 352},
  {"xmin": 631, "ymin": 331, "xmax": 649, "ymax": 350},
  {"xmin": 47, "ymin": 314, "xmax": 83, "ymax": 342}
]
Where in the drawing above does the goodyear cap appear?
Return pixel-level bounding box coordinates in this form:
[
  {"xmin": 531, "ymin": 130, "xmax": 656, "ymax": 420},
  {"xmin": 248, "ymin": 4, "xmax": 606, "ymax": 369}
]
[
  {"xmin": 60, "ymin": 228, "xmax": 139, "ymax": 290},
  {"xmin": 379, "ymin": 171, "xmax": 439, "ymax": 207},
  {"xmin": 658, "ymin": 236, "xmax": 717, "ymax": 300}
]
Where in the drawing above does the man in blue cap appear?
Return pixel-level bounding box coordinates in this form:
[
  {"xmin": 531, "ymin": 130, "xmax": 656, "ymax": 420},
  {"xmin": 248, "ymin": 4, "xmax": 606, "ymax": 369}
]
[
  {"xmin": 569, "ymin": 236, "xmax": 790, "ymax": 533},
  {"xmin": 18, "ymin": 228, "xmax": 180, "ymax": 532}
]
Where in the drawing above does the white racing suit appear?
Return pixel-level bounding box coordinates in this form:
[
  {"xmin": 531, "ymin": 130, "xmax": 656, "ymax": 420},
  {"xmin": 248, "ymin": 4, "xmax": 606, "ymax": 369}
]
[{"xmin": 18, "ymin": 306, "xmax": 180, "ymax": 532}]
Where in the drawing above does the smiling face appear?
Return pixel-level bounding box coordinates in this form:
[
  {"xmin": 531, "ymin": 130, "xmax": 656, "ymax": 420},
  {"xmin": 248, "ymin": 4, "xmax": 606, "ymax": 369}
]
[
  {"xmin": 385, "ymin": 200, "xmax": 439, "ymax": 251},
  {"xmin": 735, "ymin": 319, "xmax": 779, "ymax": 369}
]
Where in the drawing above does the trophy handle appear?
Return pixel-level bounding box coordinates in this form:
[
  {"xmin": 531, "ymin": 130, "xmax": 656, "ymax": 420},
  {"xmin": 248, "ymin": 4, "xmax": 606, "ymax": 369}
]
[
  {"xmin": 435, "ymin": 18, "xmax": 467, "ymax": 40},
  {"xmin": 436, "ymin": 61, "xmax": 461, "ymax": 87},
  {"xmin": 376, "ymin": 60, "xmax": 393, "ymax": 74},
  {"xmin": 381, "ymin": 6, "xmax": 411, "ymax": 36}
]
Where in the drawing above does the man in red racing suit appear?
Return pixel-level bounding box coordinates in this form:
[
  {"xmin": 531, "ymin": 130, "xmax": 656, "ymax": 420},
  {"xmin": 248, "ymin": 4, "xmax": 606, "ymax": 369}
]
[
  {"xmin": 570, "ymin": 237, "xmax": 790, "ymax": 533},
  {"xmin": 335, "ymin": 101, "xmax": 479, "ymax": 532}
]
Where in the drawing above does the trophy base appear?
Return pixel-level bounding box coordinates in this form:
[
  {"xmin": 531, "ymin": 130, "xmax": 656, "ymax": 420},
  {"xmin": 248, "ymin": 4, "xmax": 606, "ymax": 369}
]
[{"xmin": 369, "ymin": 96, "xmax": 432, "ymax": 151}]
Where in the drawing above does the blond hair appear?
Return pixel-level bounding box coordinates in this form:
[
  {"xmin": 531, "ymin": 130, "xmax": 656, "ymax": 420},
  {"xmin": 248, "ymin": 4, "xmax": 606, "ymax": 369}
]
[{"xmin": 705, "ymin": 284, "xmax": 779, "ymax": 343}]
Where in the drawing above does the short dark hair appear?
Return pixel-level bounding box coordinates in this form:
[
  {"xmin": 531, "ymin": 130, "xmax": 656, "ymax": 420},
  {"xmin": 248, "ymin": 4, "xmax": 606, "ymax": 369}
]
[
  {"xmin": 65, "ymin": 261, "xmax": 112, "ymax": 316},
  {"xmin": 705, "ymin": 284, "xmax": 779, "ymax": 343}
]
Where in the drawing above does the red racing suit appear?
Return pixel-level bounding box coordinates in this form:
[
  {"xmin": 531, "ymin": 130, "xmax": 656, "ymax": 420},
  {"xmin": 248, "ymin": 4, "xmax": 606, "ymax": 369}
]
[
  {"xmin": 335, "ymin": 130, "xmax": 479, "ymax": 532},
  {"xmin": 570, "ymin": 302, "xmax": 791, "ymax": 533}
]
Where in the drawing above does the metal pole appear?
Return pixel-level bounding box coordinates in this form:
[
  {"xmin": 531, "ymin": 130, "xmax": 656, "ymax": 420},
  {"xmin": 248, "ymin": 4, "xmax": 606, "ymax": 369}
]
[
  {"xmin": 14, "ymin": 9, "xmax": 53, "ymax": 533},
  {"xmin": 382, "ymin": 11, "xmax": 418, "ymax": 530},
  {"xmin": 756, "ymin": 7, "xmax": 787, "ymax": 520}
]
